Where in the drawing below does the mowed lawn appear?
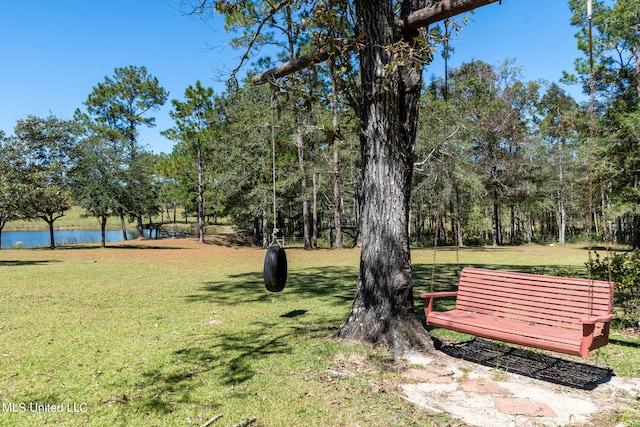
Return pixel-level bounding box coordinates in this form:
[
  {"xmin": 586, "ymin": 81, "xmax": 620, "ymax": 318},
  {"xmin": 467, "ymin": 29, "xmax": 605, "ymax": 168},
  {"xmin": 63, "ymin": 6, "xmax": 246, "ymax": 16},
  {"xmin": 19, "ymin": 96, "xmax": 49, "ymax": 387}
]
[{"xmin": 0, "ymin": 239, "xmax": 638, "ymax": 426}]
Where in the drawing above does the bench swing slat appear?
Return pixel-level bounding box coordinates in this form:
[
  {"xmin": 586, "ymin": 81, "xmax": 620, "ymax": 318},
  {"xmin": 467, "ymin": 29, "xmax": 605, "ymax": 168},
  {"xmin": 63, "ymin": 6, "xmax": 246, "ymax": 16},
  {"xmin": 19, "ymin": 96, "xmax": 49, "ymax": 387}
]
[{"xmin": 420, "ymin": 267, "xmax": 615, "ymax": 358}]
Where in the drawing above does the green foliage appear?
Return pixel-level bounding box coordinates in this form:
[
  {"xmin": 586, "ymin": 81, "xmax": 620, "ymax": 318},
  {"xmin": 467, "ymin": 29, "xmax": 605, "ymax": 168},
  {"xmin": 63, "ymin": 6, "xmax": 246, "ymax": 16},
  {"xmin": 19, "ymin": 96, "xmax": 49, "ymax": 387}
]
[
  {"xmin": 84, "ymin": 65, "xmax": 168, "ymax": 143},
  {"xmin": 0, "ymin": 132, "xmax": 25, "ymax": 232},
  {"xmin": 70, "ymin": 134, "xmax": 126, "ymax": 246},
  {"xmin": 80, "ymin": 65, "xmax": 168, "ymax": 234},
  {"xmin": 586, "ymin": 251, "xmax": 640, "ymax": 327},
  {"xmin": 568, "ymin": 0, "xmax": 640, "ymax": 247},
  {"xmin": 163, "ymin": 81, "xmax": 221, "ymax": 242},
  {"xmin": 10, "ymin": 115, "xmax": 78, "ymax": 248}
]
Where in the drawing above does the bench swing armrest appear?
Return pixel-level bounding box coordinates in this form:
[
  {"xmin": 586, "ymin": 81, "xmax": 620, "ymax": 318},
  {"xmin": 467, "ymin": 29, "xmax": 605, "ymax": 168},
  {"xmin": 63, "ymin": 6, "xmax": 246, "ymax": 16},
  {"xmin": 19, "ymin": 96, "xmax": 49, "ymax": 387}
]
[
  {"xmin": 419, "ymin": 291, "xmax": 458, "ymax": 317},
  {"xmin": 579, "ymin": 313, "xmax": 616, "ymax": 325},
  {"xmin": 579, "ymin": 313, "xmax": 615, "ymax": 357}
]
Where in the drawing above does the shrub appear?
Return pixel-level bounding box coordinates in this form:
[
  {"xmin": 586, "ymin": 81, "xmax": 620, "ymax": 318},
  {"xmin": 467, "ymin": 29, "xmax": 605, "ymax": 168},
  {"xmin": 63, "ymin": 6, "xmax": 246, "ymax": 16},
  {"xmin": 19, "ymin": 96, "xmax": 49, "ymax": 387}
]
[{"xmin": 586, "ymin": 251, "xmax": 640, "ymax": 328}]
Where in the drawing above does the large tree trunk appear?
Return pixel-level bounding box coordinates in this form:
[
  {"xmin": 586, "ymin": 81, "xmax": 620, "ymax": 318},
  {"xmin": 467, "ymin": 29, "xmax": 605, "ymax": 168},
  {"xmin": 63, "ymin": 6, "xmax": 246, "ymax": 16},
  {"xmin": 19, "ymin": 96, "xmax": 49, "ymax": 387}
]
[
  {"xmin": 100, "ymin": 215, "xmax": 107, "ymax": 248},
  {"xmin": 246, "ymin": 0, "xmax": 499, "ymax": 353},
  {"xmin": 46, "ymin": 218, "xmax": 55, "ymax": 249},
  {"xmin": 197, "ymin": 147, "xmax": 206, "ymax": 243},
  {"xmin": 136, "ymin": 211, "xmax": 145, "ymax": 240},
  {"xmin": 337, "ymin": 0, "xmax": 434, "ymax": 354},
  {"xmin": 312, "ymin": 171, "xmax": 318, "ymax": 248},
  {"xmin": 329, "ymin": 58, "xmax": 344, "ymax": 250},
  {"xmin": 119, "ymin": 209, "xmax": 128, "ymax": 240},
  {"xmin": 633, "ymin": 213, "xmax": 640, "ymax": 250},
  {"xmin": 558, "ymin": 137, "xmax": 566, "ymax": 244}
]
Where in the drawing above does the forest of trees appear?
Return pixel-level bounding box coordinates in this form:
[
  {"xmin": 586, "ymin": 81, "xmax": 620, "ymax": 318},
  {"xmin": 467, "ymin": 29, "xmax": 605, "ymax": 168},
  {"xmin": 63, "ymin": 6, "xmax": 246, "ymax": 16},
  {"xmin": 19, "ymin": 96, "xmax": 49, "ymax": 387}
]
[{"xmin": 1, "ymin": 0, "xmax": 638, "ymax": 252}]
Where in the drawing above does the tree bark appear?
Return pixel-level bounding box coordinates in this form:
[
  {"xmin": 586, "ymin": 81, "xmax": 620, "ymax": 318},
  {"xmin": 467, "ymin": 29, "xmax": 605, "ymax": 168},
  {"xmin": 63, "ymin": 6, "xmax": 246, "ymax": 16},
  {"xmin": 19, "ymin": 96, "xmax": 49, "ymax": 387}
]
[
  {"xmin": 633, "ymin": 214, "xmax": 640, "ymax": 250},
  {"xmin": 312, "ymin": 171, "xmax": 318, "ymax": 248},
  {"xmin": 100, "ymin": 215, "xmax": 107, "ymax": 248},
  {"xmin": 262, "ymin": 209, "xmax": 269, "ymax": 248},
  {"xmin": 337, "ymin": 0, "xmax": 434, "ymax": 354},
  {"xmin": 136, "ymin": 212, "xmax": 145, "ymax": 240},
  {"xmin": 329, "ymin": 59, "xmax": 344, "ymax": 250},
  {"xmin": 197, "ymin": 146, "xmax": 206, "ymax": 243},
  {"xmin": 491, "ymin": 187, "xmax": 500, "ymax": 246},
  {"xmin": 119, "ymin": 209, "xmax": 128, "ymax": 240},
  {"xmin": 46, "ymin": 218, "xmax": 55, "ymax": 249}
]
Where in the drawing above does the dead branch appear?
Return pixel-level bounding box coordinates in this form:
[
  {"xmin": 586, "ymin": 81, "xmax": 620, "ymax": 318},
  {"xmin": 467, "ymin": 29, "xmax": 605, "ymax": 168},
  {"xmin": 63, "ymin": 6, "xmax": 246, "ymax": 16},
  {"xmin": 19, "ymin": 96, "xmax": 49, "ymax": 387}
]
[
  {"xmin": 229, "ymin": 417, "xmax": 257, "ymax": 427},
  {"xmin": 200, "ymin": 413, "xmax": 223, "ymax": 427}
]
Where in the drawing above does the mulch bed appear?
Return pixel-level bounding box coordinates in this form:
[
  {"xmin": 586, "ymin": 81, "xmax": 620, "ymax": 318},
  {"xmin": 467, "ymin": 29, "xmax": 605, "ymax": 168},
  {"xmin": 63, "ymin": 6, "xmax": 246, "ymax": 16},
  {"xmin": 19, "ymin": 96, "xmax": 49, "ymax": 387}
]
[{"xmin": 437, "ymin": 338, "xmax": 613, "ymax": 390}]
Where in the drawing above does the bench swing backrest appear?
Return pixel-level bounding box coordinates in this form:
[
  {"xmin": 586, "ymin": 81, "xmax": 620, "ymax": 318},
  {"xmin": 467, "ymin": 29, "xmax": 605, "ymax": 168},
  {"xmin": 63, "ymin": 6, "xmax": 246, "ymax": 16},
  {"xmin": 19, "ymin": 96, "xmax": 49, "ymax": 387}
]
[{"xmin": 456, "ymin": 268, "xmax": 612, "ymax": 331}]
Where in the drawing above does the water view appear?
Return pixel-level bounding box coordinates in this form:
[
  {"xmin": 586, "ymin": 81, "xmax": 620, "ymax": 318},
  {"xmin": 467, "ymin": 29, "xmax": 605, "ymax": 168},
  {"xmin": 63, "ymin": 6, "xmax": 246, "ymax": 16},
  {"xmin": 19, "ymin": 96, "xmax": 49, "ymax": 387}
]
[{"xmin": 0, "ymin": 229, "xmax": 142, "ymax": 249}]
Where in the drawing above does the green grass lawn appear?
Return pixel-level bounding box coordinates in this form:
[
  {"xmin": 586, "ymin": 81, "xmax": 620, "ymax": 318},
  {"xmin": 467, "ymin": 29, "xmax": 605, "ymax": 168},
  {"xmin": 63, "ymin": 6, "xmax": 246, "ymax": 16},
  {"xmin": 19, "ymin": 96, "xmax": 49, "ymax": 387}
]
[{"xmin": 0, "ymin": 241, "xmax": 638, "ymax": 426}]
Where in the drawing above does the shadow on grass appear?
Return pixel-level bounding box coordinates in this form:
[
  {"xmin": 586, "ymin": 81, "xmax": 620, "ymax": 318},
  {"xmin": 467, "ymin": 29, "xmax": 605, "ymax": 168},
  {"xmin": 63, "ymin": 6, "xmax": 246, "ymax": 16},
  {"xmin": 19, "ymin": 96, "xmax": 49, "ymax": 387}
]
[
  {"xmin": 136, "ymin": 328, "xmax": 294, "ymax": 413},
  {"xmin": 609, "ymin": 337, "xmax": 640, "ymax": 349},
  {"xmin": 55, "ymin": 243, "xmax": 189, "ymax": 250},
  {"xmin": 135, "ymin": 266, "xmax": 360, "ymax": 414},
  {"xmin": 437, "ymin": 338, "xmax": 613, "ymax": 391},
  {"xmin": 0, "ymin": 260, "xmax": 61, "ymax": 266},
  {"xmin": 185, "ymin": 265, "xmax": 359, "ymax": 306}
]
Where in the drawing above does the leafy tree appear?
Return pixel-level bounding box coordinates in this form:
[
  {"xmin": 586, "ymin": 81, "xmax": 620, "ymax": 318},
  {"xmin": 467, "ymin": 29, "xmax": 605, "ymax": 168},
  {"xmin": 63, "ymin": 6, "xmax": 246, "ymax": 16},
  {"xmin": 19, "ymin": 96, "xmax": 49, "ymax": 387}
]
[
  {"xmin": 70, "ymin": 133, "xmax": 124, "ymax": 247},
  {"xmin": 205, "ymin": 0, "xmax": 347, "ymax": 249},
  {"xmin": 163, "ymin": 81, "xmax": 220, "ymax": 243},
  {"xmin": 214, "ymin": 82, "xmax": 287, "ymax": 247},
  {"xmin": 415, "ymin": 75, "xmax": 481, "ymax": 247},
  {"xmin": 12, "ymin": 116, "xmax": 77, "ymax": 249},
  {"xmin": 537, "ymin": 83, "xmax": 581, "ymax": 244},
  {"xmin": 82, "ymin": 65, "xmax": 168, "ymax": 238},
  {"xmin": 155, "ymin": 152, "xmax": 183, "ymax": 223},
  {"xmin": 447, "ymin": 60, "xmax": 538, "ymax": 246},
  {"xmin": 569, "ymin": 0, "xmax": 640, "ymax": 246},
  {"xmin": 0, "ymin": 131, "xmax": 26, "ymax": 249}
]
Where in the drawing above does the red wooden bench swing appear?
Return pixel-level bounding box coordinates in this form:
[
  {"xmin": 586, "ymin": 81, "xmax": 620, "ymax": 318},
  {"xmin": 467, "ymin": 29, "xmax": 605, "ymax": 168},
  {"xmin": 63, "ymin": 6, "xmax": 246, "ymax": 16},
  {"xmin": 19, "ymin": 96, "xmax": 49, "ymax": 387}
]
[{"xmin": 419, "ymin": 267, "xmax": 615, "ymax": 358}]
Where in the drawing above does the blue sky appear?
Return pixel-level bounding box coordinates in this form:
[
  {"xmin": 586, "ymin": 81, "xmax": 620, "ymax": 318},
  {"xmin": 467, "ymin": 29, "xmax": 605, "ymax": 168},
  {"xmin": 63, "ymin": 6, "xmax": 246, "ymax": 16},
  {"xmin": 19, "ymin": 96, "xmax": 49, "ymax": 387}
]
[{"xmin": 1, "ymin": 0, "xmax": 587, "ymax": 154}]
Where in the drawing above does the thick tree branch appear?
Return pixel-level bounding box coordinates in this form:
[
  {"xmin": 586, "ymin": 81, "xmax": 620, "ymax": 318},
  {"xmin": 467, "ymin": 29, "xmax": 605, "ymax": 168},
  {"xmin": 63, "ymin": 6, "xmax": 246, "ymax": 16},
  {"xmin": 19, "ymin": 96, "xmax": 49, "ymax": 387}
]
[
  {"xmin": 398, "ymin": 0, "xmax": 500, "ymax": 32},
  {"xmin": 253, "ymin": 0, "xmax": 501, "ymax": 84},
  {"xmin": 252, "ymin": 49, "xmax": 332, "ymax": 85}
]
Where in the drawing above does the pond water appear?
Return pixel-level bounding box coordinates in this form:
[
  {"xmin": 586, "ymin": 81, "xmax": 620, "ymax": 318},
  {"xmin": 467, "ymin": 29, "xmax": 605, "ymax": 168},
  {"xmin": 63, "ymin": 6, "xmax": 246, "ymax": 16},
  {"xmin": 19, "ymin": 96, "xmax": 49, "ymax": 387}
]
[{"xmin": 0, "ymin": 229, "xmax": 146, "ymax": 249}]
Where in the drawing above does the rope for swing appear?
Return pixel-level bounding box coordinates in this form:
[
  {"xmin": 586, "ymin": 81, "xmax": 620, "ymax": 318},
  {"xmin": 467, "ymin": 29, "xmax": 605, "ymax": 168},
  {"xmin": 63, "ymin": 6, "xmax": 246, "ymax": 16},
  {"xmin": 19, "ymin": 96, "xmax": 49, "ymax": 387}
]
[{"xmin": 270, "ymin": 88, "xmax": 280, "ymax": 246}]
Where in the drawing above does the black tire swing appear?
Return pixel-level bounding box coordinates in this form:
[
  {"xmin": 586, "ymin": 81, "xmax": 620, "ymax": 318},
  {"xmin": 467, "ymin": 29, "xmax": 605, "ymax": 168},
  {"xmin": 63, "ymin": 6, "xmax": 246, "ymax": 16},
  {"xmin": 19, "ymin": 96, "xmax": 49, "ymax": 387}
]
[
  {"xmin": 263, "ymin": 87, "xmax": 287, "ymax": 292},
  {"xmin": 264, "ymin": 244, "xmax": 287, "ymax": 292}
]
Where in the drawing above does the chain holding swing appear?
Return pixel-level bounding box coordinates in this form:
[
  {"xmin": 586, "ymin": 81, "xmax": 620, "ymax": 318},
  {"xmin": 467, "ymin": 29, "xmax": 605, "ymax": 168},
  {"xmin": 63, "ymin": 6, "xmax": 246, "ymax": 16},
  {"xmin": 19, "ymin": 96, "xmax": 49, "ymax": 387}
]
[
  {"xmin": 270, "ymin": 87, "xmax": 282, "ymax": 247},
  {"xmin": 585, "ymin": 0, "xmax": 613, "ymax": 314},
  {"xmin": 430, "ymin": 19, "xmax": 461, "ymax": 292},
  {"xmin": 263, "ymin": 85, "xmax": 288, "ymax": 292}
]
